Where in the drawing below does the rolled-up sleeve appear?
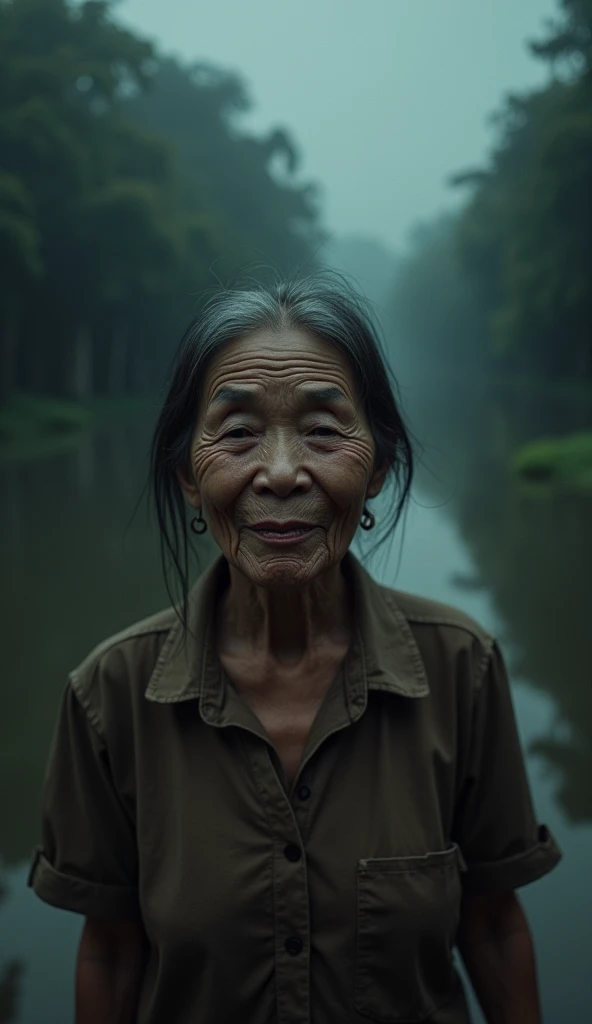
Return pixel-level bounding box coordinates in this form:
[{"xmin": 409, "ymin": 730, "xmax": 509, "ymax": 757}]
[
  {"xmin": 28, "ymin": 681, "xmax": 140, "ymax": 918},
  {"xmin": 453, "ymin": 641, "xmax": 562, "ymax": 892}
]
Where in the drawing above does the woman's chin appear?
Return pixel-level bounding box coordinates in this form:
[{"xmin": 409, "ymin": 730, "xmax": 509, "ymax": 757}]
[{"xmin": 234, "ymin": 546, "xmax": 329, "ymax": 588}]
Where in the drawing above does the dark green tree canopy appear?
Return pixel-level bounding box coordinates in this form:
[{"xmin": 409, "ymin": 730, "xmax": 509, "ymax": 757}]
[
  {"xmin": 387, "ymin": 0, "xmax": 592, "ymax": 383},
  {"xmin": 0, "ymin": 0, "xmax": 323, "ymax": 404}
]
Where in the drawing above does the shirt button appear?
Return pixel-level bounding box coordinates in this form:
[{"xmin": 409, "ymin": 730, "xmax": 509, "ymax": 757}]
[
  {"xmin": 284, "ymin": 843, "xmax": 302, "ymax": 862},
  {"xmin": 297, "ymin": 784, "xmax": 311, "ymax": 800},
  {"xmin": 285, "ymin": 936, "xmax": 303, "ymax": 956}
]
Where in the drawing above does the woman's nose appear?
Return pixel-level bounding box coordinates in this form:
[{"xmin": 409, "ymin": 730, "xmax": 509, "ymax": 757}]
[{"xmin": 252, "ymin": 434, "xmax": 312, "ymax": 495}]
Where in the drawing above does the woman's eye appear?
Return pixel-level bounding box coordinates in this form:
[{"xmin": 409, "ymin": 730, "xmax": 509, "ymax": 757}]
[
  {"xmin": 310, "ymin": 426, "xmax": 337, "ymax": 437},
  {"xmin": 223, "ymin": 427, "xmax": 252, "ymax": 439},
  {"xmin": 222, "ymin": 426, "xmax": 337, "ymax": 439}
]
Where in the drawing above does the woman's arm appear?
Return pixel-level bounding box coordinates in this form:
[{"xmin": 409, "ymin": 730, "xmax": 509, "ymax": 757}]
[
  {"xmin": 456, "ymin": 890, "xmax": 542, "ymax": 1024},
  {"xmin": 75, "ymin": 917, "xmax": 148, "ymax": 1024}
]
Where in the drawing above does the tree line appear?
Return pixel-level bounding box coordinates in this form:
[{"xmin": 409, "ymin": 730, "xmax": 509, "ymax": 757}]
[
  {"xmin": 0, "ymin": 0, "xmax": 323, "ymax": 407},
  {"xmin": 387, "ymin": 0, "xmax": 592, "ymax": 383}
]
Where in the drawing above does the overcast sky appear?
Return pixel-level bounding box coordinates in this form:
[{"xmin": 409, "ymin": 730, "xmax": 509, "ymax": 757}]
[{"xmin": 120, "ymin": 0, "xmax": 557, "ymax": 253}]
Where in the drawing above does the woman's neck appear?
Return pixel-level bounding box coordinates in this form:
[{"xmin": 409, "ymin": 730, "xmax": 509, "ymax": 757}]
[{"xmin": 216, "ymin": 559, "xmax": 352, "ymax": 669}]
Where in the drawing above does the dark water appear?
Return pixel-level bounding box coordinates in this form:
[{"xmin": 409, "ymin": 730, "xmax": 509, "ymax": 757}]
[{"xmin": 1, "ymin": 378, "xmax": 591, "ymax": 1023}]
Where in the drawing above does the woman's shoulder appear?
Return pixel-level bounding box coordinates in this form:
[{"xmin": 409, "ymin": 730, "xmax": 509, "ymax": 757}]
[
  {"xmin": 374, "ymin": 581, "xmax": 497, "ymax": 681},
  {"xmin": 351, "ymin": 556, "xmax": 497, "ymax": 682},
  {"xmin": 386, "ymin": 586, "xmax": 494, "ymax": 646},
  {"xmin": 380, "ymin": 584, "xmax": 498, "ymax": 694},
  {"xmin": 351, "ymin": 554, "xmax": 495, "ymax": 655},
  {"xmin": 66, "ymin": 604, "xmax": 179, "ymax": 735}
]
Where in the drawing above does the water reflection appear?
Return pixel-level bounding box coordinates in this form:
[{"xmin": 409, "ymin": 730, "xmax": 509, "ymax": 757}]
[
  {"xmin": 0, "ymin": 874, "xmax": 23, "ymax": 1024},
  {"xmin": 0, "ymin": 961, "xmax": 23, "ymax": 1024},
  {"xmin": 0, "ymin": 417, "xmax": 215, "ymax": 867},
  {"xmin": 406, "ymin": 376, "xmax": 592, "ymax": 823}
]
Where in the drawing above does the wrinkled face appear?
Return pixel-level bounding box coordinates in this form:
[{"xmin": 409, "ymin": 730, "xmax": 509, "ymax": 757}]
[{"xmin": 178, "ymin": 327, "xmax": 387, "ymax": 587}]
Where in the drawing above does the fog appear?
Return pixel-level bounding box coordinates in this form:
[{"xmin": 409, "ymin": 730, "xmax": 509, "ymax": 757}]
[
  {"xmin": 120, "ymin": 0, "xmax": 557, "ymax": 250},
  {"xmin": 1, "ymin": 2, "xmax": 591, "ymax": 1021}
]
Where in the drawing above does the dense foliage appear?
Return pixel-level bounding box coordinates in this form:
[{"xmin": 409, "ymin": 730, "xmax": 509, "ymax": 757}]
[
  {"xmin": 0, "ymin": 0, "xmax": 323, "ymax": 405},
  {"xmin": 388, "ymin": 0, "xmax": 592, "ymax": 382}
]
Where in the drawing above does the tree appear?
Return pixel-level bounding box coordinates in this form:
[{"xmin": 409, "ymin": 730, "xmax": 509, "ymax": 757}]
[
  {"xmin": 0, "ymin": 0, "xmax": 322, "ymax": 408},
  {"xmin": 389, "ymin": 0, "xmax": 592, "ymax": 383},
  {"xmin": 0, "ymin": 172, "xmax": 43, "ymax": 404},
  {"xmin": 530, "ymin": 0, "xmax": 592, "ymax": 73},
  {"xmin": 125, "ymin": 58, "xmax": 323, "ymax": 278}
]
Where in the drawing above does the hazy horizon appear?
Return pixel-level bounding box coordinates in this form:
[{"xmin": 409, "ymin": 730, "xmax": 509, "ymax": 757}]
[{"xmin": 120, "ymin": 0, "xmax": 558, "ymax": 253}]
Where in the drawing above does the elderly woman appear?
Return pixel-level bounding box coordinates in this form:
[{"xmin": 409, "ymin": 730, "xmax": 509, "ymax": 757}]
[{"xmin": 29, "ymin": 275, "xmax": 560, "ymax": 1024}]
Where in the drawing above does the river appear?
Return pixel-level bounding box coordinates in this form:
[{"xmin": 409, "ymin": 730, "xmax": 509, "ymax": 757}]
[{"xmin": 0, "ymin": 374, "xmax": 590, "ymax": 1022}]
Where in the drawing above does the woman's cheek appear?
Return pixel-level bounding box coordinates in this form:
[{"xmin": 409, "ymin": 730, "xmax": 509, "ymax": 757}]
[
  {"xmin": 322, "ymin": 441, "xmax": 375, "ymax": 502},
  {"xmin": 193, "ymin": 446, "xmax": 249, "ymax": 502},
  {"xmin": 191, "ymin": 439, "xmax": 226, "ymax": 482},
  {"xmin": 192, "ymin": 434, "xmax": 374, "ymax": 505}
]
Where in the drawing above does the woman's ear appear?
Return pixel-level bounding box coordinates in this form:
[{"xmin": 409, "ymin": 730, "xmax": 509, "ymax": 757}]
[
  {"xmin": 176, "ymin": 466, "xmax": 201, "ymax": 510},
  {"xmin": 366, "ymin": 458, "xmax": 389, "ymax": 499}
]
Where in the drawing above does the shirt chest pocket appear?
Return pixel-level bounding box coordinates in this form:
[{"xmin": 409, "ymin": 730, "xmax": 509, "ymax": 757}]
[{"xmin": 353, "ymin": 844, "xmax": 465, "ymax": 1023}]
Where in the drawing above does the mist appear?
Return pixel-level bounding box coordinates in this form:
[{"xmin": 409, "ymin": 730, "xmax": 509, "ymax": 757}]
[{"xmin": 1, "ymin": 3, "xmax": 591, "ymax": 1023}]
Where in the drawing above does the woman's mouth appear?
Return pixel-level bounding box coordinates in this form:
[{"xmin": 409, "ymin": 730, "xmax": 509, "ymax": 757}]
[{"xmin": 248, "ymin": 523, "xmax": 315, "ymax": 545}]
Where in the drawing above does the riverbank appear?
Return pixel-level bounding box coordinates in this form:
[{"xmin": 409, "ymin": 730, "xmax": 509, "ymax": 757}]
[
  {"xmin": 0, "ymin": 393, "xmax": 158, "ymax": 465},
  {"xmin": 514, "ymin": 431, "xmax": 592, "ymax": 495},
  {"xmin": 399, "ymin": 367, "xmax": 592, "ymax": 495}
]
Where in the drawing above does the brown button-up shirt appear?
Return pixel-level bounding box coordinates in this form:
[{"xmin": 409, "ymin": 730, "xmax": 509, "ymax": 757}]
[{"xmin": 29, "ymin": 551, "xmax": 561, "ymax": 1024}]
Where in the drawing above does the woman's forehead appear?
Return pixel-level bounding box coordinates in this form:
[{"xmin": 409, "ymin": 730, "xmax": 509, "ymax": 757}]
[{"xmin": 203, "ymin": 328, "xmax": 357, "ymax": 395}]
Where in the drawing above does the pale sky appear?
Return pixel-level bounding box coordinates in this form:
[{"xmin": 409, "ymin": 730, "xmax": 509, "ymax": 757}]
[{"xmin": 119, "ymin": 0, "xmax": 557, "ymax": 252}]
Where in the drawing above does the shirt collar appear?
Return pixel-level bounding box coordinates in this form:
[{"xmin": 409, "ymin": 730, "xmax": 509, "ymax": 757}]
[{"xmin": 144, "ymin": 550, "xmax": 429, "ymax": 705}]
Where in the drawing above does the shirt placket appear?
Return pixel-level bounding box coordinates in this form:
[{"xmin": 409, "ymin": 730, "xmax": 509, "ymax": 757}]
[
  {"xmin": 202, "ymin": 650, "xmax": 364, "ymax": 1024},
  {"xmin": 237, "ymin": 686, "xmax": 363, "ymax": 1024},
  {"xmin": 240, "ymin": 734, "xmax": 312, "ymax": 1024}
]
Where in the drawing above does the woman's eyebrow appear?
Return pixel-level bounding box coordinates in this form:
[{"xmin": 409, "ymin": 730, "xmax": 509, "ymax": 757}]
[
  {"xmin": 210, "ymin": 386, "xmax": 256, "ymax": 406},
  {"xmin": 299, "ymin": 385, "xmax": 349, "ymax": 404},
  {"xmin": 210, "ymin": 384, "xmax": 349, "ymax": 407}
]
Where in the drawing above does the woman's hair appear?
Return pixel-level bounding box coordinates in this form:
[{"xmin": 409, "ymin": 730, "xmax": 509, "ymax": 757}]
[{"xmin": 149, "ymin": 269, "xmax": 415, "ymax": 625}]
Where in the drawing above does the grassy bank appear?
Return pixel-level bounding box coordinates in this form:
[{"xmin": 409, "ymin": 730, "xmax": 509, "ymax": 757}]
[
  {"xmin": 0, "ymin": 393, "xmax": 158, "ymax": 464},
  {"xmin": 513, "ymin": 431, "xmax": 592, "ymax": 495}
]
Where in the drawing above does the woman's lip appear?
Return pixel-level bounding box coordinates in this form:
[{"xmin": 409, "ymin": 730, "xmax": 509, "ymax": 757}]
[
  {"xmin": 250, "ymin": 521, "xmax": 314, "ymax": 529},
  {"xmin": 247, "ymin": 525, "xmax": 315, "ymax": 544}
]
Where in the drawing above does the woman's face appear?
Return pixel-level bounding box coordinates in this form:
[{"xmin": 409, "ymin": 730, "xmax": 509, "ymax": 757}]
[{"xmin": 179, "ymin": 327, "xmax": 387, "ymax": 587}]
